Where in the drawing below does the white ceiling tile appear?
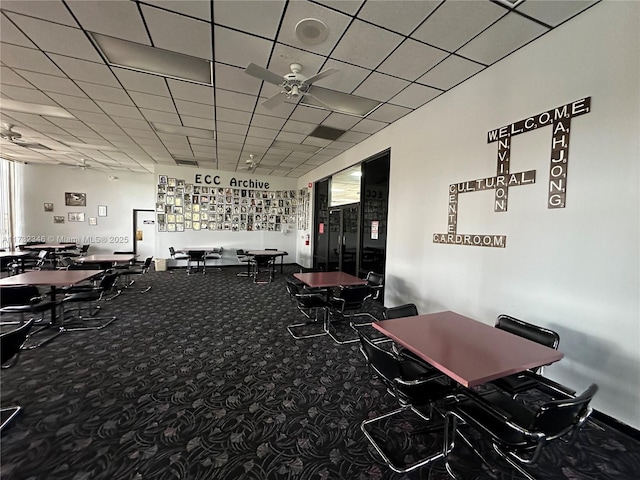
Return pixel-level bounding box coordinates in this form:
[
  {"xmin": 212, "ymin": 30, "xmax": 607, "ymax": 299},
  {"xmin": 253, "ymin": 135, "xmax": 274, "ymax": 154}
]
[
  {"xmin": 215, "ymin": 89, "xmax": 257, "ymax": 112},
  {"xmin": 253, "ymin": 97, "xmax": 297, "ymax": 118},
  {"xmin": 247, "ymin": 125, "xmax": 279, "ymax": 140},
  {"xmin": 47, "ymin": 92, "xmax": 102, "ymax": 113},
  {"xmin": 0, "ymin": 67, "xmax": 34, "ymax": 88},
  {"xmin": 13, "ymin": 71, "xmax": 86, "ymax": 97},
  {"xmin": 303, "ymin": 137, "xmax": 332, "ymax": 147},
  {"xmin": 129, "ymin": 91, "xmax": 177, "ymax": 113},
  {"xmin": 388, "ymin": 83, "xmax": 441, "ymax": 109},
  {"xmin": 216, "ymin": 132, "xmax": 246, "ymax": 143},
  {"xmin": 250, "ymin": 114, "xmax": 287, "ymax": 130},
  {"xmin": 278, "ymin": 1, "xmax": 351, "ymax": 56},
  {"xmin": 175, "ymin": 100, "xmax": 215, "ymax": 120},
  {"xmin": 67, "ymin": 110, "xmax": 117, "ymax": 127},
  {"xmin": 313, "ymin": 59, "xmax": 371, "ymax": 94},
  {"xmin": 358, "ymin": 0, "xmax": 440, "ymax": 35},
  {"xmin": 214, "ymin": 26, "xmax": 273, "ymax": 68},
  {"xmin": 141, "ymin": 4, "xmax": 212, "ymax": 60},
  {"xmin": 314, "ymin": 0, "xmax": 364, "ymax": 15},
  {"xmin": 1, "ymin": 12, "xmax": 37, "ymax": 48},
  {"xmin": 365, "ymin": 103, "xmax": 411, "ymax": 123},
  {"xmin": 350, "ymin": 118, "xmax": 388, "ymax": 135},
  {"xmin": 214, "ymin": 63, "xmax": 261, "ymax": 95},
  {"xmin": 0, "ymin": 43, "xmax": 64, "ymax": 76},
  {"xmin": 140, "ymin": 108, "xmax": 181, "ymax": 125},
  {"xmin": 213, "ymin": 0, "xmax": 284, "ymax": 38},
  {"xmin": 216, "ymin": 121, "xmax": 249, "ymax": 136},
  {"xmin": 0, "ymin": 1, "xmax": 76, "ymax": 26},
  {"xmin": 330, "ymin": 19, "xmax": 403, "ymax": 69},
  {"xmin": 112, "ymin": 67, "xmax": 172, "ymax": 96},
  {"xmin": 417, "ymin": 55, "xmax": 484, "ymax": 90},
  {"xmin": 167, "ymin": 79, "xmax": 214, "ymax": 104},
  {"xmin": 289, "ymin": 106, "xmax": 331, "ymax": 124},
  {"xmin": 516, "ymin": 1, "xmax": 596, "ymax": 27},
  {"xmin": 5, "ymin": 12, "xmax": 102, "ymax": 62},
  {"xmin": 181, "ymin": 115, "xmax": 215, "ymax": 130},
  {"xmin": 244, "ymin": 136, "xmax": 273, "ymax": 147},
  {"xmin": 189, "ymin": 137, "xmax": 216, "ymax": 147},
  {"xmin": 48, "ymin": 54, "xmax": 120, "ymax": 87},
  {"xmin": 378, "ymin": 39, "xmax": 448, "ymax": 81},
  {"xmin": 66, "ymin": 0, "xmax": 150, "ymax": 44},
  {"xmin": 215, "ymin": 107, "xmax": 252, "ymax": 125},
  {"xmin": 353, "ymin": 72, "xmax": 410, "ymax": 102},
  {"xmin": 412, "ymin": 1, "xmax": 506, "ymax": 53},
  {"xmin": 282, "ymin": 120, "xmax": 316, "ymax": 135},
  {"xmin": 276, "ymin": 131, "xmax": 307, "ymax": 143},
  {"xmin": 321, "ymin": 112, "xmax": 361, "ymax": 130},
  {"xmin": 145, "ymin": 0, "xmax": 211, "ymax": 21},
  {"xmin": 1, "ymin": 84, "xmax": 58, "ymax": 105},
  {"xmin": 457, "ymin": 12, "xmax": 549, "ymax": 65},
  {"xmin": 97, "ymin": 102, "xmax": 146, "ymax": 121},
  {"xmin": 77, "ymin": 82, "xmax": 133, "ymax": 105},
  {"xmin": 267, "ymin": 44, "xmax": 326, "ymax": 81}
]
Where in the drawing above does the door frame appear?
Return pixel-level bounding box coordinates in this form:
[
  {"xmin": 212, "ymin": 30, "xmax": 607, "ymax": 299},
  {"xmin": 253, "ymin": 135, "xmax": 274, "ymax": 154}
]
[
  {"xmin": 132, "ymin": 209, "xmax": 154, "ymax": 255},
  {"xmin": 328, "ymin": 202, "xmax": 361, "ymax": 274}
]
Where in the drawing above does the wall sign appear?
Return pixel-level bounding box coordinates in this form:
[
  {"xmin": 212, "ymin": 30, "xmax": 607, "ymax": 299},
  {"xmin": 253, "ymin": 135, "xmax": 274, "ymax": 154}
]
[{"xmin": 434, "ymin": 97, "xmax": 591, "ymax": 248}]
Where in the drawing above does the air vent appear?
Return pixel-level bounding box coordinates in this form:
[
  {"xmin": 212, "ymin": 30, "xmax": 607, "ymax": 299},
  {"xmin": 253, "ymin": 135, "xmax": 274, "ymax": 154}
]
[
  {"xmin": 309, "ymin": 125, "xmax": 346, "ymax": 141},
  {"xmin": 174, "ymin": 158, "xmax": 198, "ymax": 167}
]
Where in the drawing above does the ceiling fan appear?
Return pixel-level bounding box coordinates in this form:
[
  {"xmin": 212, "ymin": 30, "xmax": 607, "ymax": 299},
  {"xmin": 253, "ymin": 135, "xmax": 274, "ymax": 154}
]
[
  {"xmin": 66, "ymin": 158, "xmax": 107, "ymax": 173},
  {"xmin": 244, "ymin": 62, "xmax": 339, "ymax": 110},
  {"xmin": 0, "ymin": 123, "xmax": 51, "ymax": 150}
]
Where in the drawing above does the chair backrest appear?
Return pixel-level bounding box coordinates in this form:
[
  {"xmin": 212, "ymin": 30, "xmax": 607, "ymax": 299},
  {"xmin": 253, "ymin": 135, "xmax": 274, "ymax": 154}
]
[
  {"xmin": 1, "ymin": 319, "xmax": 34, "ymax": 366},
  {"xmin": 80, "ymin": 244, "xmax": 90, "ymax": 254},
  {"xmin": 169, "ymin": 247, "xmax": 177, "ymax": 257},
  {"xmin": 495, "ymin": 314, "xmax": 559, "ymax": 349},
  {"xmin": 143, "ymin": 257, "xmax": 153, "ymax": 268},
  {"xmin": 286, "ymin": 280, "xmax": 302, "ymax": 297},
  {"xmin": 337, "ymin": 284, "xmax": 372, "ymax": 311},
  {"xmin": 384, "ymin": 303, "xmax": 419, "ymax": 320},
  {"xmin": 366, "ymin": 271, "xmax": 384, "ymax": 287},
  {"xmin": 57, "ymin": 257, "xmax": 74, "ymax": 269},
  {"xmin": 99, "ymin": 272, "xmax": 120, "ymax": 291},
  {"xmin": 1, "ymin": 286, "xmax": 41, "ymax": 307},
  {"xmin": 531, "ymin": 384, "xmax": 598, "ymax": 440},
  {"xmin": 358, "ymin": 331, "xmax": 402, "ymax": 386}
]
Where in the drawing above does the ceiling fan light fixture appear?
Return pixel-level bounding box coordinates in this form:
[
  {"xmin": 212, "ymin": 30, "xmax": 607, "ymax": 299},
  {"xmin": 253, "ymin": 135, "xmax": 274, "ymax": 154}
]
[{"xmin": 295, "ymin": 18, "xmax": 329, "ymax": 45}]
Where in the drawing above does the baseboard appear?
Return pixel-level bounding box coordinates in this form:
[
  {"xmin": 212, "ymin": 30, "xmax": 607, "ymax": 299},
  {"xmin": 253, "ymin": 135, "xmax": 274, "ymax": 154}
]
[{"xmin": 591, "ymin": 409, "xmax": 640, "ymax": 441}]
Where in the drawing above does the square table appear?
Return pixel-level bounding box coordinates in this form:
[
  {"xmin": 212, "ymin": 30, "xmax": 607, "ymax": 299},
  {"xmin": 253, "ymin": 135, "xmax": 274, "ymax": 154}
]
[
  {"xmin": 77, "ymin": 254, "xmax": 136, "ymax": 270},
  {"xmin": 247, "ymin": 250, "xmax": 288, "ymax": 276},
  {"xmin": 373, "ymin": 311, "xmax": 564, "ymax": 388},
  {"xmin": 293, "ymin": 271, "xmax": 367, "ymax": 289}
]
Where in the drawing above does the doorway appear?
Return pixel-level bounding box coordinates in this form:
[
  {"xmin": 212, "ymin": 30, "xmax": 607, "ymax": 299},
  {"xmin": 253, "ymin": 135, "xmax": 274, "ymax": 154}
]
[
  {"xmin": 328, "ymin": 204, "xmax": 360, "ymax": 275},
  {"xmin": 133, "ymin": 209, "xmax": 155, "ymax": 260}
]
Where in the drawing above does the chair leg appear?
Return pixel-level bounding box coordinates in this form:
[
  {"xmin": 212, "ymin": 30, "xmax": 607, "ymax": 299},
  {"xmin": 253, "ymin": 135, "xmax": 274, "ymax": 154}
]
[
  {"xmin": 362, "ymin": 405, "xmax": 446, "ymax": 473},
  {"xmin": 0, "ymin": 405, "xmax": 22, "ymax": 431},
  {"xmin": 287, "ymin": 308, "xmax": 328, "ymax": 340}
]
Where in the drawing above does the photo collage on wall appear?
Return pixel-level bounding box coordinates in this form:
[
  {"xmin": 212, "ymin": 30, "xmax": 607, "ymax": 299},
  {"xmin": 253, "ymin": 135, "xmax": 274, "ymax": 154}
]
[{"xmin": 156, "ymin": 176, "xmax": 306, "ymax": 233}]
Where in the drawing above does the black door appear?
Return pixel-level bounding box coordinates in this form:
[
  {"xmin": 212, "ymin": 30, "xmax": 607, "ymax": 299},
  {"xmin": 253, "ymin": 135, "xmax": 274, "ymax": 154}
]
[{"xmin": 328, "ymin": 204, "xmax": 359, "ymax": 275}]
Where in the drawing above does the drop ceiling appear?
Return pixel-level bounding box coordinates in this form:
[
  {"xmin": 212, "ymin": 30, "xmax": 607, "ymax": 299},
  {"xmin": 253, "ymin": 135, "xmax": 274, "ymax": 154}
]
[{"xmin": 0, "ymin": 0, "xmax": 598, "ymax": 178}]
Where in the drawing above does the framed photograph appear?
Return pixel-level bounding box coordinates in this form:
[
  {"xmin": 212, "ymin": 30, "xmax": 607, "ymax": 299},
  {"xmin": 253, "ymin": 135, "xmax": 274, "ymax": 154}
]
[
  {"xmin": 44, "ymin": 203, "xmax": 54, "ymax": 212},
  {"xmin": 158, "ymin": 175, "xmax": 168, "ymax": 185},
  {"xmin": 68, "ymin": 212, "xmax": 85, "ymax": 222},
  {"xmin": 98, "ymin": 205, "xmax": 107, "ymax": 217},
  {"xmin": 65, "ymin": 192, "xmax": 86, "ymax": 207},
  {"xmin": 53, "ymin": 216, "xmax": 65, "ymax": 224},
  {"xmin": 89, "ymin": 217, "xmax": 97, "ymax": 226}
]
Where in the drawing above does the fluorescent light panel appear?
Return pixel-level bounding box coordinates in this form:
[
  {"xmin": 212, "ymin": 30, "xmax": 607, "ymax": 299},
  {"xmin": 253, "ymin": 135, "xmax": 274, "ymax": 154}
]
[
  {"xmin": 152, "ymin": 122, "xmax": 214, "ymax": 139},
  {"xmin": 0, "ymin": 99, "xmax": 75, "ymax": 119},
  {"xmin": 90, "ymin": 33, "xmax": 213, "ymax": 86}
]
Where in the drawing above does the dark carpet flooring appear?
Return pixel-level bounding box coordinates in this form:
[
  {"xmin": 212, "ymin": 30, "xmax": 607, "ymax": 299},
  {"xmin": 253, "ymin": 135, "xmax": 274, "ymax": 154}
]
[{"xmin": 1, "ymin": 265, "xmax": 638, "ymax": 480}]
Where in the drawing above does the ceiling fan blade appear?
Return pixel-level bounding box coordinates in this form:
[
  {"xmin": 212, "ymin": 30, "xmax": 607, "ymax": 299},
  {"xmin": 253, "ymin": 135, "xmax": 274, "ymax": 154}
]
[
  {"xmin": 261, "ymin": 92, "xmax": 287, "ymax": 110},
  {"xmin": 304, "ymin": 68, "xmax": 338, "ymax": 85},
  {"xmin": 244, "ymin": 63, "xmax": 284, "ymax": 86}
]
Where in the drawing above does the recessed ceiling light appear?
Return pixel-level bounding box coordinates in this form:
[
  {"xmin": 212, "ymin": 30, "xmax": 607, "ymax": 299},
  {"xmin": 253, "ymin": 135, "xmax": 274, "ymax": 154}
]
[
  {"xmin": 90, "ymin": 33, "xmax": 213, "ymax": 86},
  {"xmin": 295, "ymin": 18, "xmax": 329, "ymax": 45},
  {"xmin": 0, "ymin": 99, "xmax": 75, "ymax": 119},
  {"xmin": 152, "ymin": 122, "xmax": 214, "ymax": 139}
]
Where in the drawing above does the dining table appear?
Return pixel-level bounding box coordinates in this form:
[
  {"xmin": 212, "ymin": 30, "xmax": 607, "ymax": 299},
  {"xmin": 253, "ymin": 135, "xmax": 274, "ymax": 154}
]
[
  {"xmin": 246, "ymin": 250, "xmax": 288, "ymax": 275},
  {"xmin": 373, "ymin": 310, "xmax": 564, "ymax": 388},
  {"xmin": 293, "ymin": 271, "xmax": 367, "ymax": 289},
  {"xmin": 77, "ymin": 253, "xmax": 137, "ymax": 270},
  {"xmin": 0, "ymin": 269, "xmax": 104, "ymax": 345}
]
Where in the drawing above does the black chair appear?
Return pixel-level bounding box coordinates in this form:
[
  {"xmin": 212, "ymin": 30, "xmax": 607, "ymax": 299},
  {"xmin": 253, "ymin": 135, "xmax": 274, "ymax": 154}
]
[
  {"xmin": 326, "ymin": 284, "xmax": 376, "ymax": 344},
  {"xmin": 169, "ymin": 247, "xmax": 188, "ymax": 264},
  {"xmin": 444, "ymin": 384, "xmax": 598, "ymax": 480},
  {"xmin": 61, "ymin": 272, "xmax": 119, "ymax": 330},
  {"xmin": 252, "ymin": 255, "xmax": 273, "ymax": 284},
  {"xmin": 383, "ymin": 303, "xmax": 418, "ymax": 320},
  {"xmin": 1, "ymin": 319, "xmax": 35, "ymax": 431},
  {"xmin": 358, "ymin": 331, "xmax": 457, "ymax": 473},
  {"xmin": 490, "ymin": 314, "xmax": 570, "ymax": 397},
  {"xmin": 186, "ymin": 250, "xmax": 206, "ymax": 275},
  {"xmin": 0, "ymin": 285, "xmax": 62, "ymax": 327},
  {"xmin": 365, "ymin": 271, "xmax": 384, "ymax": 301},
  {"xmin": 285, "ymin": 280, "xmax": 329, "ymax": 340},
  {"xmin": 116, "ymin": 257, "xmax": 153, "ymax": 293},
  {"xmin": 236, "ymin": 249, "xmax": 252, "ymax": 277}
]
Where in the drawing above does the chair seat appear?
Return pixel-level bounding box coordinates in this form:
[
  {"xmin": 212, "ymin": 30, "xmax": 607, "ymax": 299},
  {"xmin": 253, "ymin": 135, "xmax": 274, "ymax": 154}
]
[
  {"xmin": 491, "ymin": 373, "xmax": 541, "ymax": 394},
  {"xmin": 64, "ymin": 291, "xmax": 101, "ymax": 302},
  {"xmin": 1, "ymin": 300, "xmax": 59, "ymax": 315}
]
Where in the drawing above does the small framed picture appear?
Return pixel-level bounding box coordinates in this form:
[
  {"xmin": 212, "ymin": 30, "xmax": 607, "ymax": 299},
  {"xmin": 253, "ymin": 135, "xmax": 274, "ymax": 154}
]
[
  {"xmin": 89, "ymin": 217, "xmax": 97, "ymax": 226},
  {"xmin": 44, "ymin": 203, "xmax": 54, "ymax": 212},
  {"xmin": 65, "ymin": 192, "xmax": 86, "ymax": 207},
  {"xmin": 98, "ymin": 205, "xmax": 107, "ymax": 217},
  {"xmin": 68, "ymin": 212, "xmax": 85, "ymax": 222},
  {"xmin": 53, "ymin": 216, "xmax": 65, "ymax": 224},
  {"xmin": 158, "ymin": 175, "xmax": 168, "ymax": 185}
]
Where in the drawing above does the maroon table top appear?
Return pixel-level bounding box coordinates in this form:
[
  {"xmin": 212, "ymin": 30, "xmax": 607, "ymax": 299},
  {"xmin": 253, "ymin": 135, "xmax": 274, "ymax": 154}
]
[
  {"xmin": 373, "ymin": 311, "xmax": 564, "ymax": 388},
  {"xmin": 0, "ymin": 251, "xmax": 32, "ymax": 258},
  {"xmin": 0, "ymin": 269, "xmax": 102, "ymax": 287},
  {"xmin": 23, "ymin": 244, "xmax": 74, "ymax": 250},
  {"xmin": 293, "ymin": 271, "xmax": 367, "ymax": 288},
  {"xmin": 78, "ymin": 254, "xmax": 136, "ymax": 263}
]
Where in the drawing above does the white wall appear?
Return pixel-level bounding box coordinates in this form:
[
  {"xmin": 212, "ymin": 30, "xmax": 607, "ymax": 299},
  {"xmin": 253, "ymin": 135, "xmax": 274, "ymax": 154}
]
[
  {"xmin": 298, "ymin": 2, "xmax": 640, "ymax": 427},
  {"xmin": 154, "ymin": 165, "xmax": 299, "ymax": 264},
  {"xmin": 16, "ymin": 164, "xmax": 153, "ymax": 254}
]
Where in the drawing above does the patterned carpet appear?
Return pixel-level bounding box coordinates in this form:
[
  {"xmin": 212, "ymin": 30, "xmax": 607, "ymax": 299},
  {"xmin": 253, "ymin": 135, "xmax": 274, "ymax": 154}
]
[{"xmin": 1, "ymin": 265, "xmax": 638, "ymax": 480}]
